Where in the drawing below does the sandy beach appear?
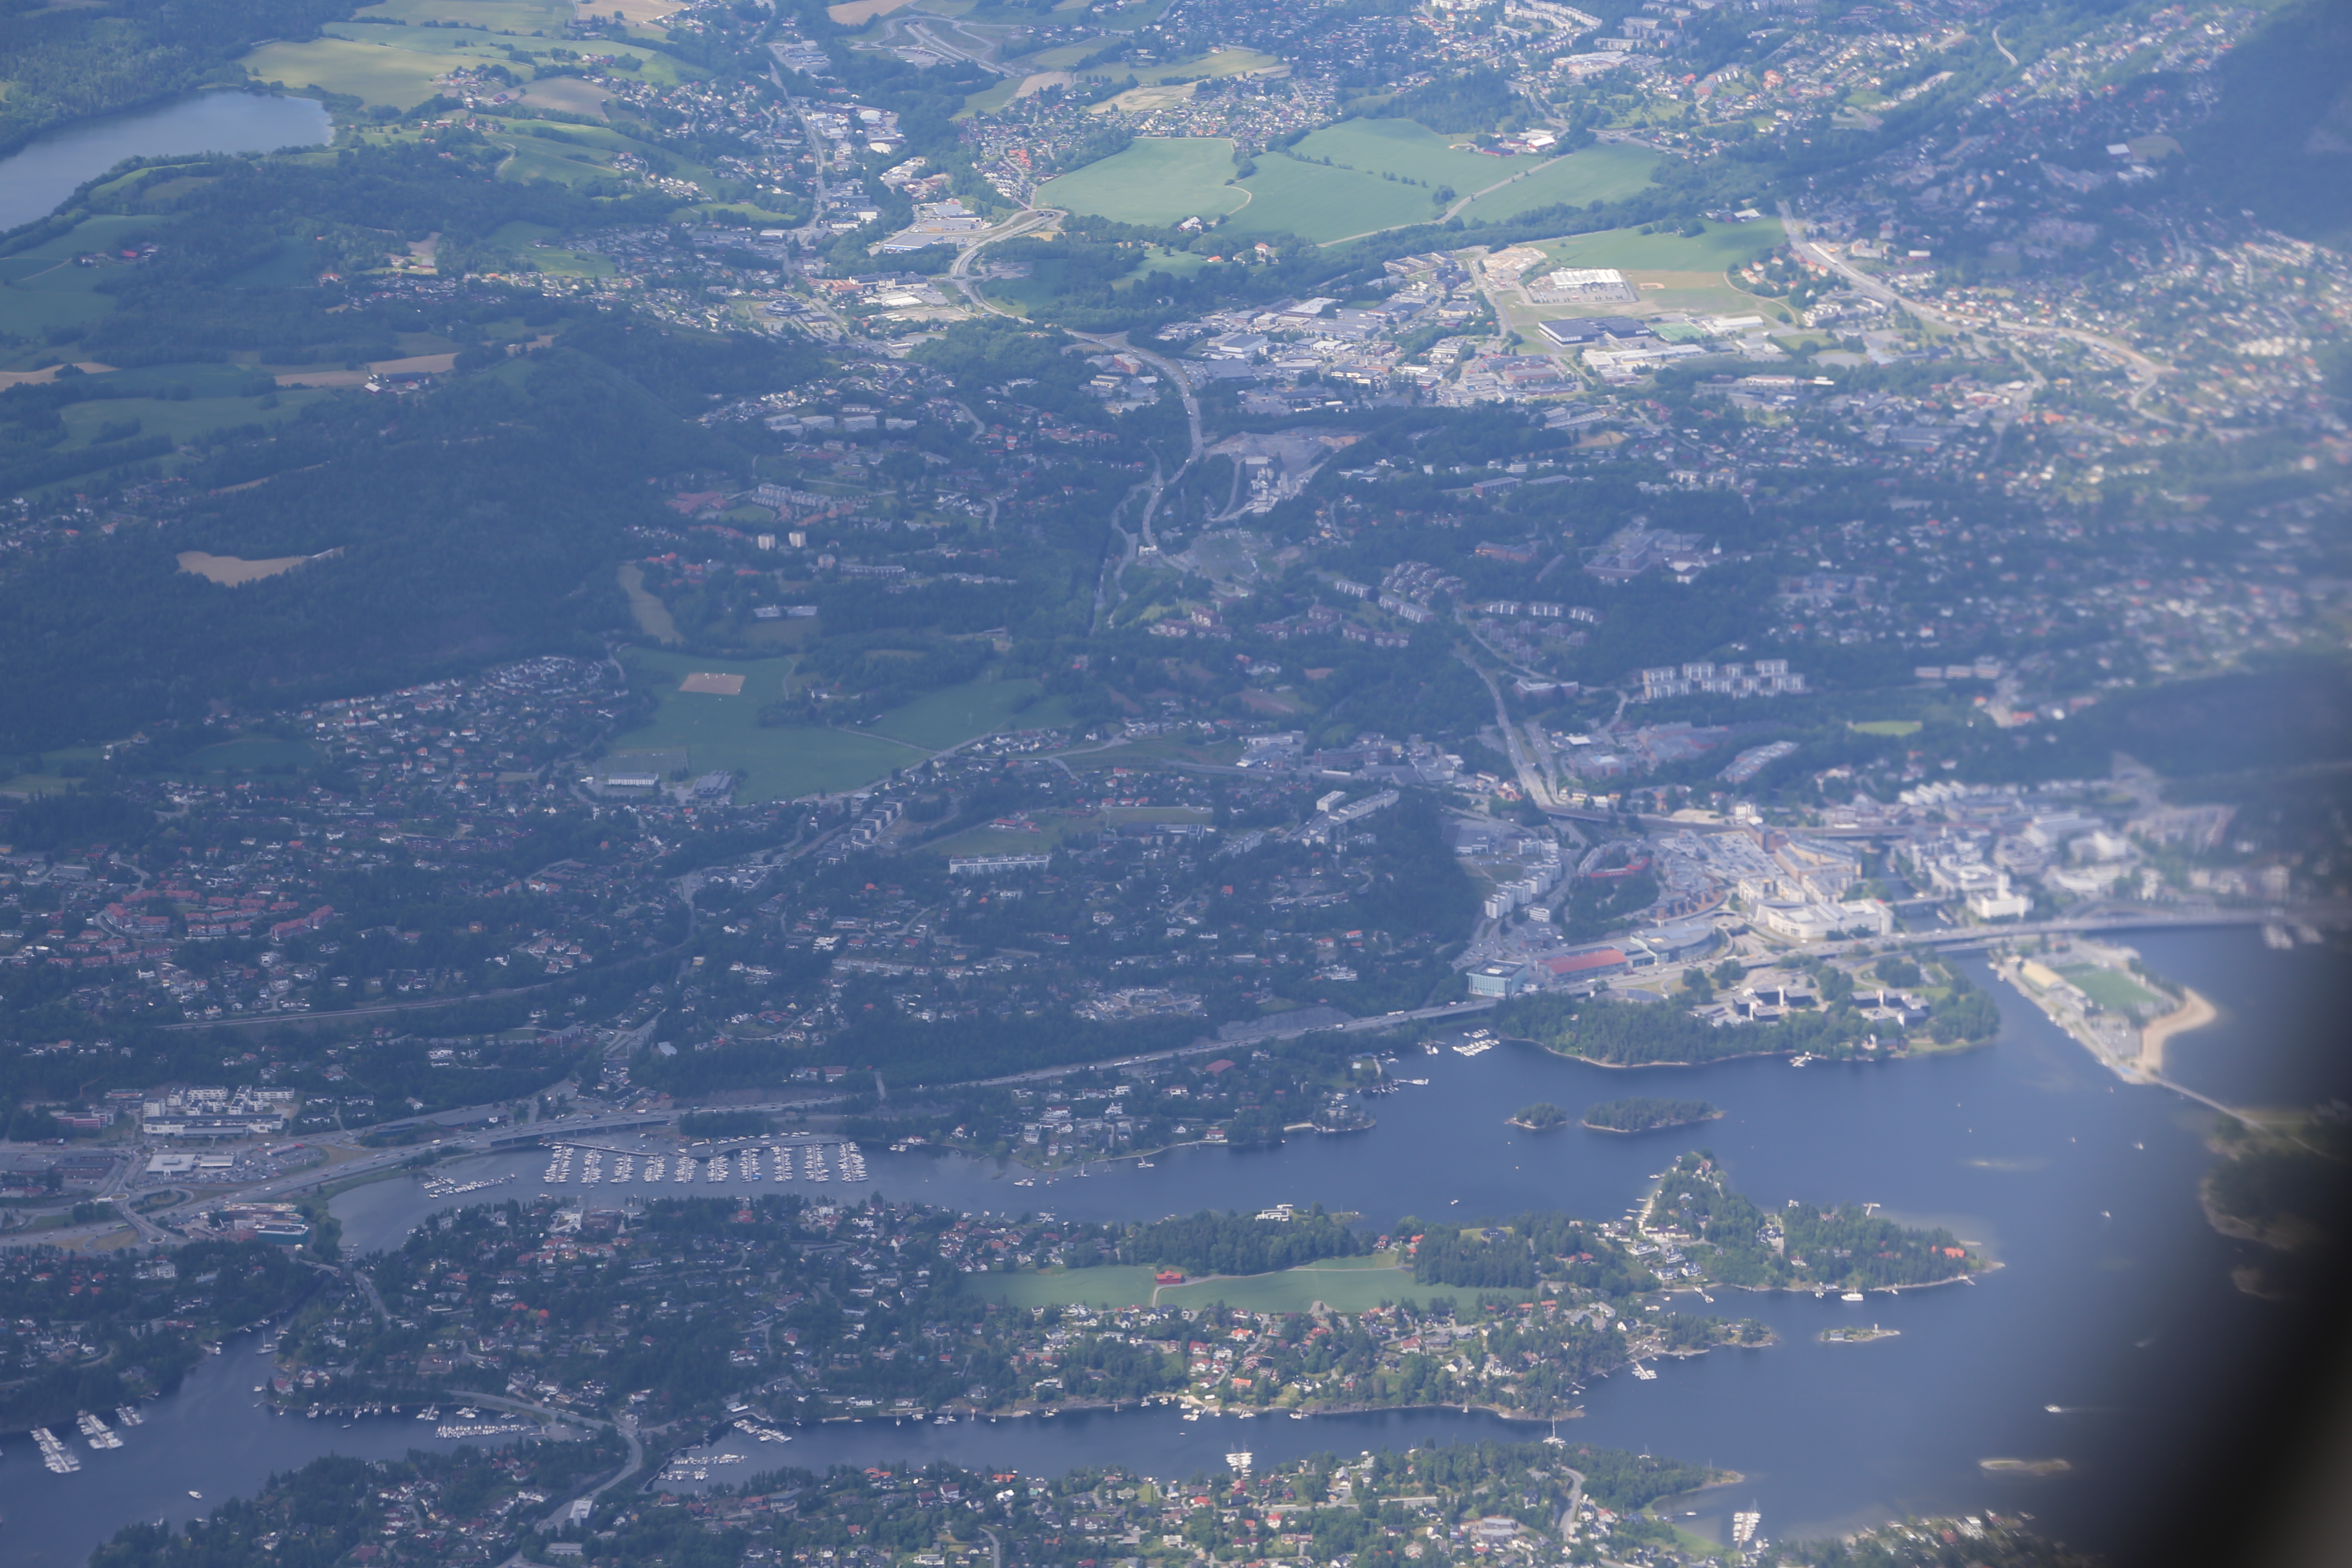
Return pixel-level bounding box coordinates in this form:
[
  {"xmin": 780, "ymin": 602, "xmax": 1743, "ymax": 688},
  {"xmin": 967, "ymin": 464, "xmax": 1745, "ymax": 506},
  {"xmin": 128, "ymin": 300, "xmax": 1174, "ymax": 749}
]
[{"xmin": 2140, "ymin": 987, "xmax": 2217, "ymax": 1075}]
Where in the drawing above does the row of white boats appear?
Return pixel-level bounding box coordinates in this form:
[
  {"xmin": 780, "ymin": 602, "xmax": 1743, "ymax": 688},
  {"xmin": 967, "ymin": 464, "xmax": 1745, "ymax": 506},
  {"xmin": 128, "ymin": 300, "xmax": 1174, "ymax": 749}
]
[
  {"xmin": 540, "ymin": 1143, "xmax": 869, "ymax": 1187},
  {"xmin": 17, "ymin": 1406, "xmax": 144, "ymax": 1473}
]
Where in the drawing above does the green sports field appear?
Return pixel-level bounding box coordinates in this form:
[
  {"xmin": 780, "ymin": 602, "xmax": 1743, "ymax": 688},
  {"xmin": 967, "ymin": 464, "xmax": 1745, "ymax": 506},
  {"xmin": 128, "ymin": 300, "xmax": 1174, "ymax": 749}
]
[
  {"xmin": 2057, "ymin": 966, "xmax": 2165, "ymax": 1011},
  {"xmin": 1039, "ymin": 138, "xmax": 1248, "ymax": 226}
]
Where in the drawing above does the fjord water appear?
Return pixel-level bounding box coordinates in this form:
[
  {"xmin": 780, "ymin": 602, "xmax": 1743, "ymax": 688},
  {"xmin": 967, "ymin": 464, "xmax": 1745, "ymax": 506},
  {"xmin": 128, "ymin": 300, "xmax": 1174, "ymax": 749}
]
[
  {"xmin": 0, "ymin": 93, "xmax": 330, "ymax": 232},
  {"xmin": 18, "ymin": 934, "xmax": 2337, "ymax": 1562},
  {"xmin": 0, "ymin": 1328, "xmax": 537, "ymax": 1568}
]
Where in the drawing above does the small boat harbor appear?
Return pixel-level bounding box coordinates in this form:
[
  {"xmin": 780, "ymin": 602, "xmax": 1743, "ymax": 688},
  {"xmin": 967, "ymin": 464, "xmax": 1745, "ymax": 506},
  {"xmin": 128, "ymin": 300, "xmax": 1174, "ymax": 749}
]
[{"xmin": 538, "ymin": 1137, "xmax": 870, "ymax": 1189}]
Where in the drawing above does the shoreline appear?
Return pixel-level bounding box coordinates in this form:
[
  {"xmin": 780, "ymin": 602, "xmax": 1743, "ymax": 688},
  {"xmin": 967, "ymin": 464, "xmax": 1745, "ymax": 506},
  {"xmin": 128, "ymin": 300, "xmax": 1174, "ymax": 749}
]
[{"xmin": 2140, "ymin": 986, "xmax": 2217, "ymax": 1075}]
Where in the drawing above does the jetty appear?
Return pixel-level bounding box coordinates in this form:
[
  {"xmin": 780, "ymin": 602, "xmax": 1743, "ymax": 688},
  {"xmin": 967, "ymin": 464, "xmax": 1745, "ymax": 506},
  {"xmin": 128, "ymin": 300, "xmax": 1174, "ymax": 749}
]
[{"xmin": 34, "ymin": 1425, "xmax": 82, "ymax": 1473}]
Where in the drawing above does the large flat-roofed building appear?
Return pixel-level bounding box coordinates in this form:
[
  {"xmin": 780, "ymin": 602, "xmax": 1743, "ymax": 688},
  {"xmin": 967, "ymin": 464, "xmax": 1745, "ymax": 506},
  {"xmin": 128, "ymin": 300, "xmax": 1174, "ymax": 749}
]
[{"xmin": 1466, "ymin": 962, "xmax": 1529, "ymax": 998}]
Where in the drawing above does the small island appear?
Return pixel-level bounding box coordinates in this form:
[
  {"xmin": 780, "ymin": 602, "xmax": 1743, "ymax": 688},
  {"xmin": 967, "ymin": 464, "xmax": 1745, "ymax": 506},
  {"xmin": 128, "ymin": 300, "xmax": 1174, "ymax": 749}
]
[
  {"xmin": 1821, "ymin": 1323, "xmax": 1902, "ymax": 1344},
  {"xmin": 1583, "ymin": 1097, "xmax": 1724, "ymax": 1133},
  {"xmin": 1507, "ymin": 1101, "xmax": 1568, "ymax": 1131},
  {"xmin": 1980, "ymin": 1458, "xmax": 2073, "ymax": 1476}
]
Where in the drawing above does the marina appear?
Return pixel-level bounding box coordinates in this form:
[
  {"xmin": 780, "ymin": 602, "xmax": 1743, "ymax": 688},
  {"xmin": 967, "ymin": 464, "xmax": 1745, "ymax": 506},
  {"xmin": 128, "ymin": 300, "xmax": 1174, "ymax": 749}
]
[{"xmin": 32, "ymin": 1428, "xmax": 80, "ymax": 1475}]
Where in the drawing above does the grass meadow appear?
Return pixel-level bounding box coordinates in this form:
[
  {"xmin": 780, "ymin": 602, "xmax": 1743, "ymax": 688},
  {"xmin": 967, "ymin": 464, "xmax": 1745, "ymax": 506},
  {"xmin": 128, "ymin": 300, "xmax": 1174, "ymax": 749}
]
[
  {"xmin": 614, "ymin": 651, "xmax": 1072, "ymax": 801},
  {"xmin": 1040, "ymin": 138, "xmax": 1247, "ymax": 226}
]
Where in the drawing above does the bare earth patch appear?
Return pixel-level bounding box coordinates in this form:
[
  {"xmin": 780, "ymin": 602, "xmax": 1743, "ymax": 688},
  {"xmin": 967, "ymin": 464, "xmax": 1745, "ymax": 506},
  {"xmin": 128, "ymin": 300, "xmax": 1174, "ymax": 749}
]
[
  {"xmin": 680, "ymin": 672, "xmax": 746, "ymax": 695},
  {"xmin": 178, "ymin": 551, "xmax": 306, "ymax": 585}
]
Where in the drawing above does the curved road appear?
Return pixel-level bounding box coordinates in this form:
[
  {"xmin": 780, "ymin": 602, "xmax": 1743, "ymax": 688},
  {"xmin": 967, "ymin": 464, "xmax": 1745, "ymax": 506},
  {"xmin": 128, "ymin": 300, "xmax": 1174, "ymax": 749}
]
[{"xmin": 947, "ymin": 208, "xmax": 1208, "ymax": 622}]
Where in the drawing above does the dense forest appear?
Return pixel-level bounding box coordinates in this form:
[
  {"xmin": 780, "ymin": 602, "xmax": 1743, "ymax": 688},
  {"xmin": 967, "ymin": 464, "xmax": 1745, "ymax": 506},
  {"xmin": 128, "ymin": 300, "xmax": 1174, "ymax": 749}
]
[
  {"xmin": 1404, "ymin": 1210, "xmax": 1653, "ymax": 1296},
  {"xmin": 1583, "ymin": 1096, "xmax": 1722, "ymax": 1132},
  {"xmin": 1117, "ymin": 1208, "xmax": 1372, "ymax": 1276}
]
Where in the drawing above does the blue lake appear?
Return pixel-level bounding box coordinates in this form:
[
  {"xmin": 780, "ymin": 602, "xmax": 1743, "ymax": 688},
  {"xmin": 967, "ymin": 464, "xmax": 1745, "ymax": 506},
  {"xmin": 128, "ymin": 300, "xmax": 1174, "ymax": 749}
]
[{"xmin": 0, "ymin": 93, "xmax": 331, "ymax": 233}]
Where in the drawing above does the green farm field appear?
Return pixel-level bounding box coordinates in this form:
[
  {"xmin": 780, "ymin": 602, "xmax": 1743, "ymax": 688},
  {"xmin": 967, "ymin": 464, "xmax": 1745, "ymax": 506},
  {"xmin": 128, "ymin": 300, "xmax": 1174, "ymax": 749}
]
[
  {"xmin": 0, "ymin": 217, "xmax": 173, "ymax": 343},
  {"xmin": 1220, "ymin": 153, "xmax": 1431, "ymax": 242},
  {"xmin": 1280, "ymin": 118, "xmax": 1494, "ymax": 187},
  {"xmin": 1039, "ymin": 138, "xmax": 1246, "ymax": 226},
  {"xmin": 495, "ymin": 133, "xmax": 619, "ymax": 188},
  {"xmin": 355, "ymin": 0, "xmax": 574, "ymax": 30},
  {"xmin": 245, "ymin": 37, "xmax": 456, "ymax": 110},
  {"xmin": 55, "ymin": 390, "xmax": 330, "ymax": 451},
  {"xmin": 248, "ymin": 15, "xmax": 702, "ymax": 112}
]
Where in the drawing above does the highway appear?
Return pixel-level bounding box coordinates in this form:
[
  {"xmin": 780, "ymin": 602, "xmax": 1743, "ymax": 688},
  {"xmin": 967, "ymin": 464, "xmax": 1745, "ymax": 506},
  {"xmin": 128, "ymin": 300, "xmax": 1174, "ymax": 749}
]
[{"xmin": 7, "ymin": 891, "xmax": 2331, "ymax": 1258}]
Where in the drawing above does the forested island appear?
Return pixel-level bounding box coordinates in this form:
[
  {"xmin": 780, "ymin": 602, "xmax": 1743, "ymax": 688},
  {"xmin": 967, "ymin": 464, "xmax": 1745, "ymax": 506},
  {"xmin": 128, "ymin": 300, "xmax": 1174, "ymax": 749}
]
[
  {"xmin": 1644, "ymin": 1153, "xmax": 1986, "ymax": 1294},
  {"xmin": 1583, "ymin": 1098, "xmax": 1722, "ymax": 1133},
  {"xmin": 1507, "ymin": 1101, "xmax": 1568, "ymax": 1130}
]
